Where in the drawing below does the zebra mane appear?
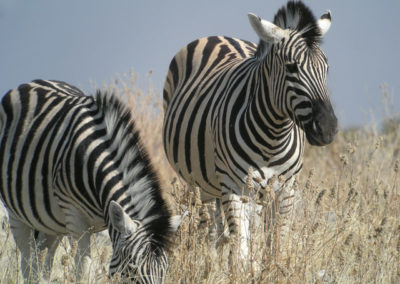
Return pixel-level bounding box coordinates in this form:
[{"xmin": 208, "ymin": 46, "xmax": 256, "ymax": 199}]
[
  {"xmin": 255, "ymin": 1, "xmax": 322, "ymax": 58},
  {"xmin": 95, "ymin": 90, "xmax": 172, "ymax": 250},
  {"xmin": 273, "ymin": 1, "xmax": 322, "ymax": 47}
]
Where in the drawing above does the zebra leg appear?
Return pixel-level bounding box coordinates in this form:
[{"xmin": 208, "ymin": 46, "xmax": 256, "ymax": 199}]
[
  {"xmin": 221, "ymin": 188, "xmax": 251, "ymax": 261},
  {"xmin": 63, "ymin": 207, "xmax": 92, "ymax": 281},
  {"xmin": 274, "ymin": 178, "xmax": 297, "ymax": 250},
  {"xmin": 199, "ymin": 200, "xmax": 214, "ymax": 237},
  {"xmin": 199, "ymin": 199, "xmax": 218, "ymax": 243},
  {"xmin": 34, "ymin": 232, "xmax": 60, "ymax": 280},
  {"xmin": 199, "ymin": 199, "xmax": 227, "ymax": 246},
  {"xmin": 69, "ymin": 233, "xmax": 91, "ymax": 281},
  {"xmin": 8, "ymin": 215, "xmax": 36, "ymax": 282},
  {"xmin": 214, "ymin": 199, "xmax": 229, "ymax": 247}
]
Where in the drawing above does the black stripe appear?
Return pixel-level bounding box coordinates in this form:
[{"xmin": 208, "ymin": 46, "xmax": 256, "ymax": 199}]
[
  {"xmin": 184, "ymin": 37, "xmax": 225, "ymax": 174},
  {"xmin": 168, "ymin": 58, "xmax": 179, "ymax": 93},
  {"xmin": 12, "ymin": 87, "xmax": 32, "ymax": 223},
  {"xmin": 225, "ymin": 37, "xmax": 246, "ymax": 58},
  {"xmin": 0, "ymin": 91, "xmax": 17, "ymax": 214},
  {"xmin": 171, "ymin": 41, "xmax": 199, "ymax": 163}
]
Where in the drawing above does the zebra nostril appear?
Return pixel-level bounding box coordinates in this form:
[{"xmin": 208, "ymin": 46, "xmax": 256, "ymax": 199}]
[{"xmin": 313, "ymin": 119, "xmax": 322, "ymax": 134}]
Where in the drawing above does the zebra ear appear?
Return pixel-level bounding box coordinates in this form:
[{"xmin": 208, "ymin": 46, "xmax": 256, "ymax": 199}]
[
  {"xmin": 109, "ymin": 201, "xmax": 140, "ymax": 235},
  {"xmin": 317, "ymin": 10, "xmax": 331, "ymax": 36},
  {"xmin": 248, "ymin": 13, "xmax": 290, "ymax": 44}
]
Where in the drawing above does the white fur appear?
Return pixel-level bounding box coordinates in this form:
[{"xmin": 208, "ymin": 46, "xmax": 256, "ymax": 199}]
[
  {"xmin": 109, "ymin": 200, "xmax": 141, "ymax": 235},
  {"xmin": 248, "ymin": 13, "xmax": 290, "ymax": 44},
  {"xmin": 317, "ymin": 11, "xmax": 332, "ymax": 36}
]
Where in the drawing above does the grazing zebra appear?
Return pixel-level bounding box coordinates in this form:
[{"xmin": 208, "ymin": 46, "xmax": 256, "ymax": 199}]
[
  {"xmin": 163, "ymin": 1, "xmax": 337, "ymax": 258},
  {"xmin": 0, "ymin": 80, "xmax": 181, "ymax": 283}
]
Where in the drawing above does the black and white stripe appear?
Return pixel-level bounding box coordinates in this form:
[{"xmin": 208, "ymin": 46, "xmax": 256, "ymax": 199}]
[
  {"xmin": 0, "ymin": 79, "xmax": 179, "ymax": 283},
  {"xmin": 163, "ymin": 2, "xmax": 337, "ymax": 257}
]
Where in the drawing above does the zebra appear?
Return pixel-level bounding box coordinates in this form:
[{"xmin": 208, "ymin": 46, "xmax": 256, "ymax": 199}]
[
  {"xmin": 162, "ymin": 1, "xmax": 337, "ymax": 259},
  {"xmin": 0, "ymin": 79, "xmax": 181, "ymax": 283}
]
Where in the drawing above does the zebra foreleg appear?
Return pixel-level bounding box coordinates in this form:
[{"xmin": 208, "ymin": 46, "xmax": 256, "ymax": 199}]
[
  {"xmin": 63, "ymin": 207, "xmax": 92, "ymax": 281},
  {"xmin": 214, "ymin": 199, "xmax": 229, "ymax": 247},
  {"xmin": 274, "ymin": 179, "xmax": 297, "ymax": 251},
  {"xmin": 9, "ymin": 215, "xmax": 61, "ymax": 282},
  {"xmin": 199, "ymin": 199, "xmax": 228, "ymax": 247},
  {"xmin": 68, "ymin": 233, "xmax": 91, "ymax": 281},
  {"xmin": 33, "ymin": 232, "xmax": 60, "ymax": 280},
  {"xmin": 8, "ymin": 215, "xmax": 38, "ymax": 283},
  {"xmin": 221, "ymin": 189, "xmax": 252, "ymax": 262}
]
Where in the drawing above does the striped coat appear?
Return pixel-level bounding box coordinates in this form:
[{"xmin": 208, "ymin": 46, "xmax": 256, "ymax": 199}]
[
  {"xmin": 163, "ymin": 2, "xmax": 337, "ymax": 257},
  {"xmin": 0, "ymin": 80, "xmax": 180, "ymax": 283}
]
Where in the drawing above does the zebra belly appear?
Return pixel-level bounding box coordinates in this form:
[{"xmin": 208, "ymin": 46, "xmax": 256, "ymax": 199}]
[
  {"xmin": 164, "ymin": 115, "xmax": 221, "ymax": 199},
  {"xmin": 1, "ymin": 180, "xmax": 106, "ymax": 236},
  {"xmin": 0, "ymin": 147, "xmax": 70, "ymax": 234},
  {"xmin": 1, "ymin": 189, "xmax": 69, "ymax": 235},
  {"xmin": 165, "ymin": 156, "xmax": 222, "ymax": 201}
]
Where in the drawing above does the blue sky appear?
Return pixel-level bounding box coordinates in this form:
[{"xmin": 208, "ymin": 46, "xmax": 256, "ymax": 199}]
[{"xmin": 1, "ymin": 1, "xmax": 399, "ymax": 128}]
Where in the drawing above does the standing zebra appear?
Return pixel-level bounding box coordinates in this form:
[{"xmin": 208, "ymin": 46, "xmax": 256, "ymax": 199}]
[
  {"xmin": 163, "ymin": 2, "xmax": 337, "ymax": 258},
  {"xmin": 0, "ymin": 80, "xmax": 180, "ymax": 283}
]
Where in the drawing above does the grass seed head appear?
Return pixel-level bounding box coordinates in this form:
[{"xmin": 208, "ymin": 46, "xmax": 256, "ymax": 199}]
[
  {"xmin": 39, "ymin": 247, "xmax": 47, "ymax": 266},
  {"xmin": 240, "ymin": 196, "xmax": 250, "ymax": 203},
  {"xmin": 100, "ymin": 247, "xmax": 110, "ymax": 265},
  {"xmin": 70, "ymin": 240, "xmax": 78, "ymax": 258},
  {"xmin": 61, "ymin": 254, "xmax": 69, "ymax": 266},
  {"xmin": 246, "ymin": 167, "xmax": 254, "ymax": 191},
  {"xmin": 339, "ymin": 154, "xmax": 349, "ymax": 165},
  {"xmin": 315, "ymin": 189, "xmax": 326, "ymax": 205},
  {"xmin": 375, "ymin": 136, "xmax": 384, "ymax": 150},
  {"xmin": 346, "ymin": 142, "xmax": 356, "ymax": 155}
]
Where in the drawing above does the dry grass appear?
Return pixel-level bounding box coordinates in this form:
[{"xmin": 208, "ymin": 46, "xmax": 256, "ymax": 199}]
[{"xmin": 0, "ymin": 73, "xmax": 399, "ymax": 283}]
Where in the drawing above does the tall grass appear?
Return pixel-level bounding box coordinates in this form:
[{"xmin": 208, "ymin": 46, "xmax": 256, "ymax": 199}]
[{"xmin": 0, "ymin": 73, "xmax": 399, "ymax": 283}]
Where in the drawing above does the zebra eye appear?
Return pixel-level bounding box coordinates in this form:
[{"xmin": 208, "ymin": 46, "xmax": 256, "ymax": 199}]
[{"xmin": 285, "ymin": 63, "xmax": 298, "ymax": 73}]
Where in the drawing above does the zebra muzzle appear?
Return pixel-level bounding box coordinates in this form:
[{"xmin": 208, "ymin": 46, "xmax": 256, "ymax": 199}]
[{"xmin": 305, "ymin": 102, "xmax": 338, "ymax": 146}]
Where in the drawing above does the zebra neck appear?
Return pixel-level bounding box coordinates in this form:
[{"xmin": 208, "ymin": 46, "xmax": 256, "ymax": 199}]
[
  {"xmin": 95, "ymin": 90, "xmax": 171, "ymax": 249},
  {"xmin": 99, "ymin": 137, "xmax": 167, "ymax": 229},
  {"xmin": 100, "ymin": 140, "xmax": 171, "ymax": 252},
  {"xmin": 244, "ymin": 62, "xmax": 295, "ymax": 149}
]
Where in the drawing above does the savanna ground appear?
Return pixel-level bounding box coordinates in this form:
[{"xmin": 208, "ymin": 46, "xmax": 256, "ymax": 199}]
[{"xmin": 0, "ymin": 72, "xmax": 399, "ymax": 283}]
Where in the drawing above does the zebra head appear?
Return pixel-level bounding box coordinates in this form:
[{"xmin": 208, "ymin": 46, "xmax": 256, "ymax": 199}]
[
  {"xmin": 108, "ymin": 201, "xmax": 180, "ymax": 283},
  {"xmin": 249, "ymin": 1, "xmax": 337, "ymax": 146}
]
